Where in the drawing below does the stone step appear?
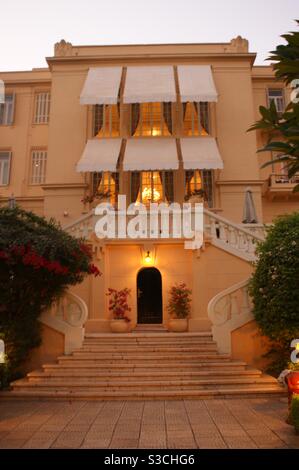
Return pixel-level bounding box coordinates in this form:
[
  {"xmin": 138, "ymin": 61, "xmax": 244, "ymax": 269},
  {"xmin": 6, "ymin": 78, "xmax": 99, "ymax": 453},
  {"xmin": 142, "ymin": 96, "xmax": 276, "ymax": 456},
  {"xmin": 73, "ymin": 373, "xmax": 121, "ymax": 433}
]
[
  {"xmin": 77, "ymin": 345, "xmax": 218, "ymax": 353},
  {"xmin": 42, "ymin": 361, "xmax": 248, "ymax": 372},
  {"xmin": 58, "ymin": 352, "xmax": 228, "ymax": 361},
  {"xmin": 84, "ymin": 332, "xmax": 212, "ymax": 341},
  {"xmin": 16, "ymin": 376, "xmax": 277, "ymax": 390},
  {"xmin": 27, "ymin": 368, "xmax": 263, "ymax": 380},
  {"xmin": 2, "ymin": 386, "xmax": 285, "ymax": 401}
]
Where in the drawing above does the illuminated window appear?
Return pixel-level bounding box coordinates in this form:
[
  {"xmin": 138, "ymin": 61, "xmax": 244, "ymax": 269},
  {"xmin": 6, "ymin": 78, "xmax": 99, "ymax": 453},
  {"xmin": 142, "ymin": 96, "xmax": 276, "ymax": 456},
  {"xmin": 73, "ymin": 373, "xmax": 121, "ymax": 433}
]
[
  {"xmin": 182, "ymin": 102, "xmax": 210, "ymax": 136},
  {"xmin": 131, "ymin": 171, "xmax": 174, "ymax": 205},
  {"xmin": 0, "ymin": 94, "xmax": 15, "ymax": 126},
  {"xmin": 34, "ymin": 92, "xmax": 51, "ymax": 124},
  {"xmin": 30, "ymin": 150, "xmax": 47, "ymax": 185},
  {"xmin": 91, "ymin": 171, "xmax": 119, "ymax": 205},
  {"xmin": 268, "ymin": 89, "xmax": 284, "ymax": 115},
  {"xmin": 93, "ymin": 105, "xmax": 120, "ymax": 137},
  {"xmin": 131, "ymin": 102, "xmax": 173, "ymax": 137},
  {"xmin": 185, "ymin": 170, "xmax": 213, "ymax": 207}
]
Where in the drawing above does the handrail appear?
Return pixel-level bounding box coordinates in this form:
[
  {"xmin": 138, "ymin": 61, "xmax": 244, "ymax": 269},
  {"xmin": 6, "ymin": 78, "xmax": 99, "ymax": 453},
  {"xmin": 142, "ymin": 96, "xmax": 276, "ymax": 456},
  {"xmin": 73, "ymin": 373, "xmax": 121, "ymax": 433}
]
[
  {"xmin": 40, "ymin": 291, "xmax": 88, "ymax": 354},
  {"xmin": 207, "ymin": 278, "xmax": 253, "ymax": 354}
]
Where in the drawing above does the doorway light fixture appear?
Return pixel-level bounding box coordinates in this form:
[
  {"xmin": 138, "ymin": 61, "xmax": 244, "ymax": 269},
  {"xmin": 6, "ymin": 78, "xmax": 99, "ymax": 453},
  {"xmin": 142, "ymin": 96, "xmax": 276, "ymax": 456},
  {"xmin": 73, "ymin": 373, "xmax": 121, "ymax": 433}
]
[{"xmin": 144, "ymin": 251, "xmax": 152, "ymax": 264}]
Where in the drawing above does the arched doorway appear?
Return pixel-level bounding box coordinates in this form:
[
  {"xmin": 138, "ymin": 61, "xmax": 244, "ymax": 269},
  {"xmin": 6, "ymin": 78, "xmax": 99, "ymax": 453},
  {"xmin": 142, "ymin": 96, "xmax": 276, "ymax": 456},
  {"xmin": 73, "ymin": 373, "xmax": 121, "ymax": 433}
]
[{"xmin": 137, "ymin": 268, "xmax": 162, "ymax": 324}]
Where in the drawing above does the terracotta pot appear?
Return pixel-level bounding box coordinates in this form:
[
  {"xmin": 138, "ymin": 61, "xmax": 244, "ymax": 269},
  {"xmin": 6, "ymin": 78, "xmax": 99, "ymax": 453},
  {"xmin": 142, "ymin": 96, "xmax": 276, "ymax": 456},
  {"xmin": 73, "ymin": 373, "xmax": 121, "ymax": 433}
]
[
  {"xmin": 110, "ymin": 319, "xmax": 130, "ymax": 333},
  {"xmin": 168, "ymin": 318, "xmax": 188, "ymax": 333}
]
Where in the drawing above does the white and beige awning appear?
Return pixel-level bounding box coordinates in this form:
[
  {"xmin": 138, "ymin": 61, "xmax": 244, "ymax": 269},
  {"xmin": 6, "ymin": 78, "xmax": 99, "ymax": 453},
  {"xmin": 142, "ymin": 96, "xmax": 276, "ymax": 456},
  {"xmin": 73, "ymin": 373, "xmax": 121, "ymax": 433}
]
[
  {"xmin": 123, "ymin": 138, "xmax": 179, "ymax": 171},
  {"xmin": 76, "ymin": 139, "xmax": 122, "ymax": 172},
  {"xmin": 180, "ymin": 137, "xmax": 223, "ymax": 169},
  {"xmin": 123, "ymin": 66, "xmax": 176, "ymax": 104},
  {"xmin": 177, "ymin": 65, "xmax": 218, "ymax": 102},
  {"xmin": 80, "ymin": 67, "xmax": 122, "ymax": 105}
]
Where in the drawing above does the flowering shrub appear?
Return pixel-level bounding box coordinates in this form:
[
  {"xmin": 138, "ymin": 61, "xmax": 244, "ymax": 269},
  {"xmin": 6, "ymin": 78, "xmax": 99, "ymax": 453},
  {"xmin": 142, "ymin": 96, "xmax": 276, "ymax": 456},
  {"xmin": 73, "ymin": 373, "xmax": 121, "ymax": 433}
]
[
  {"xmin": 249, "ymin": 213, "xmax": 299, "ymax": 373},
  {"xmin": 167, "ymin": 283, "xmax": 192, "ymax": 319},
  {"xmin": 0, "ymin": 206, "xmax": 101, "ymax": 387},
  {"xmin": 107, "ymin": 288, "xmax": 131, "ymax": 322}
]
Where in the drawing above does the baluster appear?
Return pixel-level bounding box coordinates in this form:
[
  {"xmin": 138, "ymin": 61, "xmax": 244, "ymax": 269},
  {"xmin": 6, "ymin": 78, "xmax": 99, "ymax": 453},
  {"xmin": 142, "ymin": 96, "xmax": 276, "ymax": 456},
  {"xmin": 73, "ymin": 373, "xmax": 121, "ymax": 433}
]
[
  {"xmin": 237, "ymin": 231, "xmax": 245, "ymax": 251},
  {"xmin": 210, "ymin": 219, "xmax": 217, "ymax": 238},
  {"xmin": 228, "ymin": 226, "xmax": 237, "ymax": 247},
  {"xmin": 219, "ymin": 222, "xmax": 227, "ymax": 242},
  {"xmin": 241, "ymin": 286, "xmax": 250, "ymax": 315},
  {"xmin": 230, "ymin": 292, "xmax": 239, "ymax": 318}
]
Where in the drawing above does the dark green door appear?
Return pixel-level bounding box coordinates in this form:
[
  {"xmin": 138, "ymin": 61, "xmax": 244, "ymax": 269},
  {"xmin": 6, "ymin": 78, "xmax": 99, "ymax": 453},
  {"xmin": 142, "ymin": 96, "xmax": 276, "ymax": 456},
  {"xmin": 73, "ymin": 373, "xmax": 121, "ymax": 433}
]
[{"xmin": 137, "ymin": 268, "xmax": 162, "ymax": 324}]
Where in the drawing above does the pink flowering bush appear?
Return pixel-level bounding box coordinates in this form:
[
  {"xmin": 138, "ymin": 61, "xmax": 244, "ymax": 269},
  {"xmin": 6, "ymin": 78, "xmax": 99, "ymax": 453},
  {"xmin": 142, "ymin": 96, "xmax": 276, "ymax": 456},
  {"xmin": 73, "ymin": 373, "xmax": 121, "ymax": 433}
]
[
  {"xmin": 167, "ymin": 283, "xmax": 192, "ymax": 319},
  {"xmin": 0, "ymin": 206, "xmax": 101, "ymax": 387},
  {"xmin": 107, "ymin": 288, "xmax": 131, "ymax": 322}
]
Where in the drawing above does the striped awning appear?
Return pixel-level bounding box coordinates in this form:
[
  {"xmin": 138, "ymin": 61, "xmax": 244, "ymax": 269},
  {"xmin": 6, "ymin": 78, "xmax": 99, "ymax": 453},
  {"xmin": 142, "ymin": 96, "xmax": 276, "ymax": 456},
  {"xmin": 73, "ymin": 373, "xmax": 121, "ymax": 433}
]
[
  {"xmin": 76, "ymin": 139, "xmax": 122, "ymax": 172},
  {"xmin": 123, "ymin": 66, "xmax": 176, "ymax": 103},
  {"xmin": 123, "ymin": 138, "xmax": 179, "ymax": 171},
  {"xmin": 80, "ymin": 67, "xmax": 122, "ymax": 105},
  {"xmin": 180, "ymin": 137, "xmax": 223, "ymax": 169},
  {"xmin": 177, "ymin": 65, "xmax": 218, "ymax": 102}
]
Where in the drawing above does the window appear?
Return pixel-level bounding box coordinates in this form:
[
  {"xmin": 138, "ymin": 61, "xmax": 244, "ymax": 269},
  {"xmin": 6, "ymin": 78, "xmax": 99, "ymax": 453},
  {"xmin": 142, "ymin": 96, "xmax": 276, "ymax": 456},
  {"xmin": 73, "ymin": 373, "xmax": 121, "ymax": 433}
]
[
  {"xmin": 185, "ymin": 170, "xmax": 213, "ymax": 207},
  {"xmin": 131, "ymin": 171, "xmax": 174, "ymax": 205},
  {"xmin": 93, "ymin": 105, "xmax": 120, "ymax": 137},
  {"xmin": 130, "ymin": 103, "xmax": 173, "ymax": 137},
  {"xmin": 91, "ymin": 171, "xmax": 119, "ymax": 205},
  {"xmin": 34, "ymin": 92, "xmax": 51, "ymax": 124},
  {"xmin": 0, "ymin": 94, "xmax": 15, "ymax": 125},
  {"xmin": 182, "ymin": 102, "xmax": 210, "ymax": 136},
  {"xmin": 268, "ymin": 89, "xmax": 285, "ymax": 115},
  {"xmin": 0, "ymin": 152, "xmax": 11, "ymax": 185},
  {"xmin": 30, "ymin": 150, "xmax": 47, "ymax": 184}
]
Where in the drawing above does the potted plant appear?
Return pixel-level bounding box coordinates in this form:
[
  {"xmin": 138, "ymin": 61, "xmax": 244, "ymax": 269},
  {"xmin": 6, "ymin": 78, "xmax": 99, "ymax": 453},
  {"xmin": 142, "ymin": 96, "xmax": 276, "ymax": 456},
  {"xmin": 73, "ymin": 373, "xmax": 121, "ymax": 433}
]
[
  {"xmin": 184, "ymin": 189, "xmax": 207, "ymax": 205},
  {"xmin": 81, "ymin": 190, "xmax": 111, "ymax": 206},
  {"xmin": 107, "ymin": 287, "xmax": 131, "ymax": 333},
  {"xmin": 167, "ymin": 283, "xmax": 192, "ymax": 332}
]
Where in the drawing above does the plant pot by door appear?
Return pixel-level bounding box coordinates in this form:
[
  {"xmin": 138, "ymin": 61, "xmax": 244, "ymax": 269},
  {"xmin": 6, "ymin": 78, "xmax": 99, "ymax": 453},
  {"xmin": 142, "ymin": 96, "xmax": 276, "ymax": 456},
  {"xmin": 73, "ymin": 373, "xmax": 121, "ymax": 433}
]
[
  {"xmin": 168, "ymin": 318, "xmax": 188, "ymax": 332},
  {"xmin": 110, "ymin": 319, "xmax": 130, "ymax": 333}
]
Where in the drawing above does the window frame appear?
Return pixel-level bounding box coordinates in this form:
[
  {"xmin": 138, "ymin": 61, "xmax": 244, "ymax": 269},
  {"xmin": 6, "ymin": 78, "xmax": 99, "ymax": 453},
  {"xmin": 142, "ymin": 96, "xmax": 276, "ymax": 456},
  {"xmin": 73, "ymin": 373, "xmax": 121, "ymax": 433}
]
[
  {"xmin": 0, "ymin": 93, "xmax": 15, "ymax": 126},
  {"xmin": 33, "ymin": 91, "xmax": 51, "ymax": 125},
  {"xmin": 91, "ymin": 171, "xmax": 119, "ymax": 204},
  {"xmin": 0, "ymin": 151, "xmax": 12, "ymax": 186},
  {"xmin": 93, "ymin": 104, "xmax": 120, "ymax": 138},
  {"xmin": 181, "ymin": 101, "xmax": 210, "ymax": 137},
  {"xmin": 130, "ymin": 102, "xmax": 174, "ymax": 138},
  {"xmin": 185, "ymin": 169, "xmax": 214, "ymax": 208},
  {"xmin": 30, "ymin": 149, "xmax": 47, "ymax": 185},
  {"xmin": 130, "ymin": 170, "xmax": 174, "ymax": 205},
  {"xmin": 267, "ymin": 88, "xmax": 285, "ymax": 115}
]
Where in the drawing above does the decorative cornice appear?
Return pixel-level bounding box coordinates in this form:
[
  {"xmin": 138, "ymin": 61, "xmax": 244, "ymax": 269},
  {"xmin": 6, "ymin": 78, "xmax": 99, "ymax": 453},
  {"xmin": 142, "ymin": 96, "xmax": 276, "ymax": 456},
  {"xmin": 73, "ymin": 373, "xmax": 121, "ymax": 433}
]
[{"xmin": 216, "ymin": 180, "xmax": 264, "ymax": 186}]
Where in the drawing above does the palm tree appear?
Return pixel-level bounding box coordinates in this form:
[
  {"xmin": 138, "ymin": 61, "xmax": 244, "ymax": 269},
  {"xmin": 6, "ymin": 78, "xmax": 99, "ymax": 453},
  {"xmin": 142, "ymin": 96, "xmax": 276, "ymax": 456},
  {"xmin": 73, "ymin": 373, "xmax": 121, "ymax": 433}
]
[{"xmin": 249, "ymin": 20, "xmax": 299, "ymax": 191}]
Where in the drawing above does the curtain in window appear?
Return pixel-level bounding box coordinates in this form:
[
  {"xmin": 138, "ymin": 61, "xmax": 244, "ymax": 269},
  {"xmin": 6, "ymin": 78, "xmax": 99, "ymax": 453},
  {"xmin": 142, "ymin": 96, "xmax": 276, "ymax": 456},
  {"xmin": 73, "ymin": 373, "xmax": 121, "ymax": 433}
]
[
  {"xmin": 193, "ymin": 102, "xmax": 209, "ymax": 132},
  {"xmin": 185, "ymin": 170, "xmax": 194, "ymax": 196},
  {"xmin": 131, "ymin": 171, "xmax": 140, "ymax": 202},
  {"xmin": 131, "ymin": 104, "xmax": 140, "ymax": 136},
  {"xmin": 92, "ymin": 172, "xmax": 102, "ymax": 195},
  {"xmin": 94, "ymin": 105, "xmax": 104, "ymax": 136},
  {"xmin": 163, "ymin": 102, "xmax": 173, "ymax": 134},
  {"xmin": 111, "ymin": 172, "xmax": 119, "ymax": 193},
  {"xmin": 164, "ymin": 171, "xmax": 174, "ymax": 203}
]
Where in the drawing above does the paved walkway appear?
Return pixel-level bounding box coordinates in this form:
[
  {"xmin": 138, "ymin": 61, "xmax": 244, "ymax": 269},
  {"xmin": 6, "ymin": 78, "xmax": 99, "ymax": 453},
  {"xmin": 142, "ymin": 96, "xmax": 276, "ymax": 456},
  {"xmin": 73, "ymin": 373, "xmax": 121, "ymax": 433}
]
[{"xmin": 0, "ymin": 398, "xmax": 298, "ymax": 449}]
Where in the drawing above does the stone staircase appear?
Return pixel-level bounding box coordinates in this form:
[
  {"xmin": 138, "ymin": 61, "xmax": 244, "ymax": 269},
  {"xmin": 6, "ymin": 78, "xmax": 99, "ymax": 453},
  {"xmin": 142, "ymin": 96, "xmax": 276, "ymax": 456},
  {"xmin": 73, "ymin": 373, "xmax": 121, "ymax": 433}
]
[{"xmin": 6, "ymin": 331, "xmax": 284, "ymax": 400}]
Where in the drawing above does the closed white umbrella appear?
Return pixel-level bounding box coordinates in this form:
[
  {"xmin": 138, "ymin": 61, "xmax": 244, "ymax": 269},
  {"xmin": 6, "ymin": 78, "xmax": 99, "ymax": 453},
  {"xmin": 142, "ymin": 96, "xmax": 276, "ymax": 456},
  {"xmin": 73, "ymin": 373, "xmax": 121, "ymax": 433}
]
[{"xmin": 242, "ymin": 187, "xmax": 258, "ymax": 224}]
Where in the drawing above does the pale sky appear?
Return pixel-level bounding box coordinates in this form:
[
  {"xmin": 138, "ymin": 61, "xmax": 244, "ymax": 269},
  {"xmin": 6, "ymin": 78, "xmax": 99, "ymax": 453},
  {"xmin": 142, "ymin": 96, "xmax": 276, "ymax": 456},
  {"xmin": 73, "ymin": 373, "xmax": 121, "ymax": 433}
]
[{"xmin": 0, "ymin": 0, "xmax": 298, "ymax": 71}]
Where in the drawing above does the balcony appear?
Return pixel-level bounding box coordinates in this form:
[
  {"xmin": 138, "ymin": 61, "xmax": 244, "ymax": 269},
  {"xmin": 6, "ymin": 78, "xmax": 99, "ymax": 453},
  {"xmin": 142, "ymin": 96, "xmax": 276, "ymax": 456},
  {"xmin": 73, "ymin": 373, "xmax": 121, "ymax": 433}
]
[{"xmin": 264, "ymin": 174, "xmax": 299, "ymax": 199}]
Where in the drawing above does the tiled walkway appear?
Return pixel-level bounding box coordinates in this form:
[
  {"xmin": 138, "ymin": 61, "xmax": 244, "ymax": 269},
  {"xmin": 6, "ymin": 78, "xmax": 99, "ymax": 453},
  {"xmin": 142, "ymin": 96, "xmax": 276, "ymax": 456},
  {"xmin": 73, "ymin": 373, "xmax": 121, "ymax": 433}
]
[{"xmin": 0, "ymin": 398, "xmax": 298, "ymax": 449}]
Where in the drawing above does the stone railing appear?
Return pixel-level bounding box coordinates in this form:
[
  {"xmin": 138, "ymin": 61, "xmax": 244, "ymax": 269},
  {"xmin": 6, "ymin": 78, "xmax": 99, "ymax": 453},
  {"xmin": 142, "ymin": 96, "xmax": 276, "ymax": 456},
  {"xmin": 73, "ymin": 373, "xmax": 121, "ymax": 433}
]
[
  {"xmin": 40, "ymin": 291, "xmax": 88, "ymax": 354},
  {"xmin": 204, "ymin": 209, "xmax": 265, "ymax": 261},
  {"xmin": 64, "ymin": 208, "xmax": 265, "ymax": 260},
  {"xmin": 207, "ymin": 278, "xmax": 253, "ymax": 354}
]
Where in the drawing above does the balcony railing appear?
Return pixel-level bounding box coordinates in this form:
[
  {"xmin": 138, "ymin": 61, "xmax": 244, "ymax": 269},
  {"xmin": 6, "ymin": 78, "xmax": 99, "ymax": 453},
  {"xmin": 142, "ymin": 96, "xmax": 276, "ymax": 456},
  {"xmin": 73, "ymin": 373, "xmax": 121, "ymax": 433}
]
[{"xmin": 266, "ymin": 174, "xmax": 299, "ymax": 197}]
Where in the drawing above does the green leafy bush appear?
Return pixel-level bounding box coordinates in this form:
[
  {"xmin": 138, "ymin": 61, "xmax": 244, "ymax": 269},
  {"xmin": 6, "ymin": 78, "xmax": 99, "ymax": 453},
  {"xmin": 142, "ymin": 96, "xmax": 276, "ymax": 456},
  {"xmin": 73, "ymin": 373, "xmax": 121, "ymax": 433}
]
[
  {"xmin": 249, "ymin": 213, "xmax": 299, "ymax": 373},
  {"xmin": 0, "ymin": 207, "xmax": 100, "ymax": 387},
  {"xmin": 167, "ymin": 283, "xmax": 192, "ymax": 319}
]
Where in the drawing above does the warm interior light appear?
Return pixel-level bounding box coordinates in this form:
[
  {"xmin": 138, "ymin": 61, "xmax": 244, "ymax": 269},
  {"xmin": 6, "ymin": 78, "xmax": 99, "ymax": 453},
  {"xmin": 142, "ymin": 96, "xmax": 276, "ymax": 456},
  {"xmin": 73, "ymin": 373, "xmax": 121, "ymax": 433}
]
[
  {"xmin": 144, "ymin": 251, "xmax": 152, "ymax": 264},
  {"xmin": 0, "ymin": 352, "xmax": 5, "ymax": 364},
  {"xmin": 296, "ymin": 343, "xmax": 299, "ymax": 351},
  {"xmin": 142, "ymin": 187, "xmax": 161, "ymax": 202}
]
